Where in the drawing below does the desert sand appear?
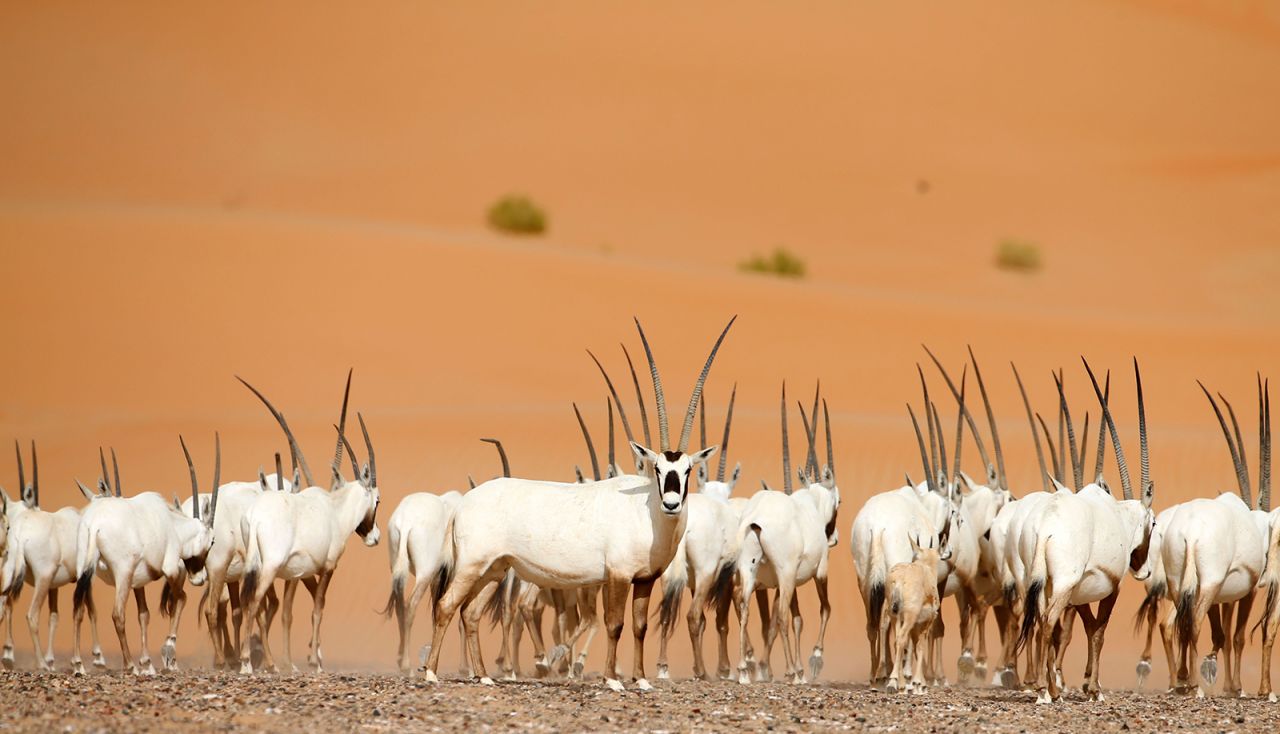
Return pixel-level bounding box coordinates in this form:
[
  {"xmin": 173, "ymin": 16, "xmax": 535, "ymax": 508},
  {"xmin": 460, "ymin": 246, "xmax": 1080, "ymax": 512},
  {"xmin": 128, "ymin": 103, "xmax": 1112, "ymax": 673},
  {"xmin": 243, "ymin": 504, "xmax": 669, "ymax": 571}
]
[{"xmin": 2, "ymin": 0, "xmax": 1280, "ymax": 696}]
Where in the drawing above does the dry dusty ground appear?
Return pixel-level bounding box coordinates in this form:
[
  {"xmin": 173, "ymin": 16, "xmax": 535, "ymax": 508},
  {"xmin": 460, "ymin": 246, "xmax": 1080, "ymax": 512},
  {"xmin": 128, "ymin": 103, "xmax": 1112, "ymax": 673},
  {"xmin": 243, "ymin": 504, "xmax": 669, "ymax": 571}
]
[{"xmin": 2, "ymin": 671, "xmax": 1279, "ymax": 734}]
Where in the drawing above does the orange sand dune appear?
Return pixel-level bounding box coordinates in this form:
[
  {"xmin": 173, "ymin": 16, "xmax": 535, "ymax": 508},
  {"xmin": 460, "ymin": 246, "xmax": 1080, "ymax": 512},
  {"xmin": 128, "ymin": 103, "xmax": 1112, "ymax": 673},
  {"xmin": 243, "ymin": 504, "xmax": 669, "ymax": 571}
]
[{"xmin": 2, "ymin": 2, "xmax": 1279, "ymax": 684}]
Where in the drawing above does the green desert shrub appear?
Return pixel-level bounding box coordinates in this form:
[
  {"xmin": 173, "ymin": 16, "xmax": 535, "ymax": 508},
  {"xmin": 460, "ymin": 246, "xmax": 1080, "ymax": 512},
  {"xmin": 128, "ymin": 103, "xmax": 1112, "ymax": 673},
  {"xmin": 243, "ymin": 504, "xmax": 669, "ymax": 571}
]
[
  {"xmin": 487, "ymin": 195, "xmax": 547, "ymax": 235},
  {"xmin": 738, "ymin": 247, "xmax": 807, "ymax": 279},
  {"xmin": 995, "ymin": 239, "xmax": 1042, "ymax": 272}
]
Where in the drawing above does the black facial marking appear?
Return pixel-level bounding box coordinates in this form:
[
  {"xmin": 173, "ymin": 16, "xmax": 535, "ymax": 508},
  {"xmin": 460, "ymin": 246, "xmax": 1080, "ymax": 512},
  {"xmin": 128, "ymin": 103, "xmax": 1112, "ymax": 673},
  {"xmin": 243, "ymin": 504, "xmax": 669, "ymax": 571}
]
[
  {"xmin": 663, "ymin": 471, "xmax": 682, "ymax": 496},
  {"xmin": 183, "ymin": 556, "xmax": 207, "ymax": 576},
  {"xmin": 662, "ymin": 451, "xmax": 682, "ymax": 462}
]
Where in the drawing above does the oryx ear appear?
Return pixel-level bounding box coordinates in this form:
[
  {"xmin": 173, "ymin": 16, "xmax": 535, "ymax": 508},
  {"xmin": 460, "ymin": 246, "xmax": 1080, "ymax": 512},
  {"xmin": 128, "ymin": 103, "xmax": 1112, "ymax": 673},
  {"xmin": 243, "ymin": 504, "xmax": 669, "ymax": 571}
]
[
  {"xmin": 0, "ymin": 488, "xmax": 7, "ymax": 512},
  {"xmin": 0, "ymin": 484, "xmax": 10, "ymax": 507},
  {"xmin": 1049, "ymin": 474, "xmax": 1071, "ymax": 493},
  {"xmin": 959, "ymin": 470, "xmax": 980, "ymax": 494},
  {"xmin": 986, "ymin": 463, "xmax": 998, "ymax": 488},
  {"xmin": 172, "ymin": 495, "xmax": 183, "ymax": 511},
  {"xmin": 360, "ymin": 462, "xmax": 372, "ymax": 488},
  {"xmin": 1142, "ymin": 480, "xmax": 1155, "ymax": 509},
  {"xmin": 761, "ymin": 479, "xmax": 774, "ymax": 492},
  {"xmin": 690, "ymin": 445, "xmax": 717, "ymax": 466},
  {"xmin": 730, "ymin": 462, "xmax": 742, "ymax": 487},
  {"xmin": 909, "ymin": 533, "xmax": 922, "ymax": 559},
  {"xmin": 697, "ymin": 464, "xmax": 708, "ymax": 484},
  {"xmin": 573, "ymin": 465, "xmax": 586, "ymax": 484},
  {"xmin": 292, "ymin": 467, "xmax": 302, "ymax": 492},
  {"xmin": 259, "ymin": 468, "xmax": 270, "ymax": 492},
  {"xmin": 21, "ymin": 484, "xmax": 34, "ymax": 508},
  {"xmin": 630, "ymin": 441, "xmax": 660, "ymax": 467},
  {"xmin": 75, "ymin": 480, "xmax": 97, "ymax": 502},
  {"xmin": 97, "ymin": 478, "xmax": 111, "ymax": 497},
  {"xmin": 201, "ymin": 497, "xmax": 212, "ymax": 519},
  {"xmin": 606, "ymin": 463, "xmax": 618, "ymax": 479},
  {"xmin": 820, "ymin": 465, "xmax": 835, "ymax": 489}
]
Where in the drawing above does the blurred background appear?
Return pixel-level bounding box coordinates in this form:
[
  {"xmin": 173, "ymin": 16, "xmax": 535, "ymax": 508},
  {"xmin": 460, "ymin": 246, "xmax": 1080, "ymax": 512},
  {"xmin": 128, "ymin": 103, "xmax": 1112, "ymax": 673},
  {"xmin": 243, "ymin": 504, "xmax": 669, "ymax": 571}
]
[{"xmin": 2, "ymin": 2, "xmax": 1279, "ymax": 682}]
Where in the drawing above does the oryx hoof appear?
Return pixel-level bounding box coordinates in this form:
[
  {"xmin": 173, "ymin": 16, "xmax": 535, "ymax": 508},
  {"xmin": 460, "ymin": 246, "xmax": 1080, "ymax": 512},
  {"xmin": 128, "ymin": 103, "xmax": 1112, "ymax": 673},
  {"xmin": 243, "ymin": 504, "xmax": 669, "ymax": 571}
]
[
  {"xmin": 656, "ymin": 663, "xmax": 669, "ymax": 680},
  {"xmin": 458, "ymin": 667, "xmax": 473, "ymax": 679},
  {"xmin": 737, "ymin": 667, "xmax": 751, "ymax": 685},
  {"xmin": 754, "ymin": 665, "xmax": 771, "ymax": 683},
  {"xmin": 974, "ymin": 661, "xmax": 988, "ymax": 679},
  {"xmin": 417, "ymin": 644, "xmax": 431, "ymax": 667},
  {"xmin": 572, "ymin": 660, "xmax": 585, "ymax": 679},
  {"xmin": 998, "ymin": 669, "xmax": 1019, "ymax": 689},
  {"xmin": 1036, "ymin": 689, "xmax": 1053, "ymax": 704},
  {"xmin": 535, "ymin": 659, "xmax": 551, "ymax": 678},
  {"xmin": 479, "ymin": 676, "xmax": 495, "ymax": 686},
  {"xmin": 504, "ymin": 671, "xmax": 518, "ymax": 682},
  {"xmin": 636, "ymin": 678, "xmax": 653, "ymax": 691},
  {"xmin": 423, "ymin": 669, "xmax": 439, "ymax": 684},
  {"xmin": 137, "ymin": 662, "xmax": 157, "ymax": 677},
  {"xmin": 1200, "ymin": 655, "xmax": 1218, "ymax": 685},
  {"xmin": 957, "ymin": 652, "xmax": 975, "ymax": 678},
  {"xmin": 1136, "ymin": 658, "xmax": 1151, "ymax": 688},
  {"xmin": 885, "ymin": 679, "xmax": 899, "ymax": 693},
  {"xmin": 911, "ymin": 682, "xmax": 927, "ymax": 696},
  {"xmin": 1268, "ymin": 692, "xmax": 1277, "ymax": 703},
  {"xmin": 92, "ymin": 651, "xmax": 107, "ymax": 669},
  {"xmin": 547, "ymin": 644, "xmax": 570, "ymax": 667},
  {"xmin": 809, "ymin": 649, "xmax": 824, "ymax": 680},
  {"xmin": 1195, "ymin": 686, "xmax": 1206, "ymax": 700},
  {"xmin": 72, "ymin": 660, "xmax": 87, "ymax": 677},
  {"xmin": 161, "ymin": 639, "xmax": 177, "ymax": 670},
  {"xmin": 239, "ymin": 661, "xmax": 254, "ymax": 675},
  {"xmin": 718, "ymin": 667, "xmax": 733, "ymax": 681},
  {"xmin": 605, "ymin": 678, "xmax": 625, "ymax": 692},
  {"xmin": 1, "ymin": 646, "xmax": 13, "ymax": 670}
]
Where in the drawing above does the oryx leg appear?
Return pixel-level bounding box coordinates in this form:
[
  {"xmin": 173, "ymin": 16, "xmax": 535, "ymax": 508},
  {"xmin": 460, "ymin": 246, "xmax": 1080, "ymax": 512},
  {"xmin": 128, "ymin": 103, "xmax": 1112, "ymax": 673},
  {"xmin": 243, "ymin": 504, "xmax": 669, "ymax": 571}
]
[
  {"xmin": 809, "ymin": 574, "xmax": 831, "ymax": 681},
  {"xmin": 785, "ymin": 589, "xmax": 804, "ymax": 683},
  {"xmin": 25, "ymin": 575, "xmax": 52, "ymax": 671},
  {"xmin": 714, "ymin": 582, "xmax": 734, "ymax": 680},
  {"xmin": 133, "ymin": 587, "xmax": 155, "ymax": 675},
  {"xmin": 521, "ymin": 591, "xmax": 549, "ymax": 677},
  {"xmin": 277, "ymin": 580, "xmax": 297, "ymax": 673},
  {"xmin": 972, "ymin": 601, "xmax": 990, "ymax": 679},
  {"xmin": 461, "ymin": 574, "xmax": 503, "ymax": 683},
  {"xmin": 1203, "ymin": 604, "xmax": 1225, "ymax": 689},
  {"xmin": 228, "ymin": 580, "xmax": 245, "ymax": 665},
  {"xmin": 1083, "ymin": 592, "xmax": 1117, "ymax": 700},
  {"xmin": 160, "ymin": 580, "xmax": 186, "ymax": 671},
  {"xmin": 927, "ymin": 608, "xmax": 946, "ymax": 685},
  {"xmin": 1217, "ymin": 603, "xmax": 1234, "ymax": 694},
  {"xmin": 422, "ymin": 561, "xmax": 496, "ymax": 683},
  {"xmin": 304, "ymin": 573, "xmax": 332, "ymax": 673},
  {"xmin": 260, "ymin": 584, "xmax": 281, "ymax": 667},
  {"xmin": 1260, "ymin": 585, "xmax": 1279, "ymax": 701},
  {"xmin": 1228, "ymin": 593, "xmax": 1254, "ymax": 697},
  {"xmin": 1187, "ymin": 582, "xmax": 1223, "ymax": 698},
  {"xmin": 754, "ymin": 588, "xmax": 772, "ymax": 681},
  {"xmin": 1136, "ymin": 595, "xmax": 1158, "ymax": 689},
  {"xmin": 600, "ymin": 576, "xmax": 631, "ymax": 692},
  {"xmin": 630, "ymin": 579, "xmax": 655, "ymax": 688},
  {"xmin": 1056, "ymin": 607, "xmax": 1076, "ymax": 690},
  {"xmin": 399, "ymin": 571, "xmax": 432, "ymax": 674},
  {"xmin": 202, "ymin": 568, "xmax": 227, "ymax": 669},
  {"xmin": 686, "ymin": 573, "xmax": 714, "ymax": 680},
  {"xmin": 991, "ymin": 603, "xmax": 1012, "ymax": 686},
  {"xmin": 110, "ymin": 577, "xmax": 136, "ymax": 674},
  {"xmin": 1, "ymin": 587, "xmax": 15, "ymax": 669},
  {"xmin": 71, "ymin": 583, "xmax": 87, "ymax": 675},
  {"xmin": 44, "ymin": 589, "xmax": 58, "ymax": 669},
  {"xmin": 955, "ymin": 586, "xmax": 977, "ymax": 684}
]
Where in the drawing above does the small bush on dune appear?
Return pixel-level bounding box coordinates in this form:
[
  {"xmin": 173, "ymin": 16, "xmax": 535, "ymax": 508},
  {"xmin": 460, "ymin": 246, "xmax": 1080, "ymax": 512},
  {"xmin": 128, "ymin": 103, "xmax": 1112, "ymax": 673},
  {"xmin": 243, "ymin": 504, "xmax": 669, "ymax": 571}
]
[
  {"xmin": 487, "ymin": 195, "xmax": 547, "ymax": 235},
  {"xmin": 995, "ymin": 239, "xmax": 1042, "ymax": 272},
  {"xmin": 739, "ymin": 248, "xmax": 807, "ymax": 279}
]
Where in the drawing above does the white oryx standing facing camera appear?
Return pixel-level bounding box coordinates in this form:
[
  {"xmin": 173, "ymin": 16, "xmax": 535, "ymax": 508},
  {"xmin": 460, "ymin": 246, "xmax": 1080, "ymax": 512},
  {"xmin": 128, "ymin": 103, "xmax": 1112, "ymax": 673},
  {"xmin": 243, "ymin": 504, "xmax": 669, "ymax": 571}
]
[
  {"xmin": 237, "ymin": 371, "xmax": 381, "ymax": 674},
  {"xmin": 70, "ymin": 435, "xmax": 221, "ymax": 675},
  {"xmin": 420, "ymin": 317, "xmax": 734, "ymax": 691},
  {"xmin": 733, "ymin": 382, "xmax": 841, "ymax": 685}
]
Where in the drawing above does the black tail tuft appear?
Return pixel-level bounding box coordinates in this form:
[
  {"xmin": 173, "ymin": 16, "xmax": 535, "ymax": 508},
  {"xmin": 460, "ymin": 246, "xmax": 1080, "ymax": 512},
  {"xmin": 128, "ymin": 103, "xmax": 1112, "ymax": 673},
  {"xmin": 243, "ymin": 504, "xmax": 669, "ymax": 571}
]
[
  {"xmin": 1017, "ymin": 579, "xmax": 1043, "ymax": 654},
  {"xmin": 483, "ymin": 572, "xmax": 511, "ymax": 630},
  {"xmin": 708, "ymin": 561, "xmax": 736, "ymax": 610},
  {"xmin": 1175, "ymin": 590, "xmax": 1196, "ymax": 651},
  {"xmin": 380, "ymin": 574, "xmax": 405, "ymax": 622},
  {"xmin": 74, "ymin": 568, "xmax": 94, "ymax": 610},
  {"xmin": 657, "ymin": 577, "xmax": 686, "ymax": 639},
  {"xmin": 159, "ymin": 583, "xmax": 177, "ymax": 619},
  {"xmin": 1132, "ymin": 582, "xmax": 1164, "ymax": 636},
  {"xmin": 431, "ymin": 561, "xmax": 453, "ymax": 612},
  {"xmin": 241, "ymin": 568, "xmax": 260, "ymax": 606},
  {"xmin": 868, "ymin": 581, "xmax": 885, "ymax": 633}
]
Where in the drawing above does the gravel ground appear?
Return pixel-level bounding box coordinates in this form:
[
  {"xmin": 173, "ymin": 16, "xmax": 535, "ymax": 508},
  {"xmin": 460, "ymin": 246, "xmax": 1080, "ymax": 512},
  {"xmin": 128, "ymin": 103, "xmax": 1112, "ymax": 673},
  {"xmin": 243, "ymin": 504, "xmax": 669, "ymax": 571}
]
[{"xmin": 2, "ymin": 671, "xmax": 1279, "ymax": 733}]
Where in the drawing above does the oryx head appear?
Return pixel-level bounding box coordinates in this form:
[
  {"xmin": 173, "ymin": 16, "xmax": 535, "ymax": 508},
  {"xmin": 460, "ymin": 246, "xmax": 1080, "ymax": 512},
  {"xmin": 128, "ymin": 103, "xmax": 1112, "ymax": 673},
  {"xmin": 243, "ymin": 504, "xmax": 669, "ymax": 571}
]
[
  {"xmin": 332, "ymin": 409, "xmax": 381, "ymax": 548},
  {"xmin": 176, "ymin": 433, "xmax": 222, "ymax": 586},
  {"xmin": 794, "ymin": 388, "xmax": 841, "ymax": 547},
  {"xmin": 626, "ymin": 317, "xmax": 734, "ymax": 516}
]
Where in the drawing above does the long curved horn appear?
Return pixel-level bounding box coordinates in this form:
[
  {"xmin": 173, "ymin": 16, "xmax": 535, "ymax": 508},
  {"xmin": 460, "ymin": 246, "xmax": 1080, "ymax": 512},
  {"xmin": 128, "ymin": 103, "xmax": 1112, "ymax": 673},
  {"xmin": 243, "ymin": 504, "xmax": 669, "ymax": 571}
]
[
  {"xmin": 907, "ymin": 404, "xmax": 936, "ymax": 494},
  {"xmin": 931, "ymin": 401, "xmax": 948, "ymax": 490},
  {"xmin": 1199, "ymin": 381, "xmax": 1248, "ymax": 503},
  {"xmin": 1092, "ymin": 372, "xmax": 1111, "ymax": 481},
  {"xmin": 809, "ymin": 381, "xmax": 821, "ymax": 476},
  {"xmin": 1084, "ymin": 358, "xmax": 1132, "ymax": 499},
  {"xmin": 798, "ymin": 401, "xmax": 818, "ymax": 484},
  {"xmin": 573, "ymin": 403, "xmax": 600, "ymax": 481},
  {"xmin": 633, "ymin": 319, "xmax": 670, "ymax": 451},
  {"xmin": 700, "ymin": 393, "xmax": 708, "ymax": 451},
  {"xmin": 180, "ymin": 435, "xmax": 199, "ymax": 521},
  {"xmin": 621, "ymin": 344, "xmax": 652, "ymax": 449},
  {"xmin": 918, "ymin": 365, "xmax": 938, "ymax": 485},
  {"xmin": 1260, "ymin": 376, "xmax": 1271, "ymax": 512},
  {"xmin": 676, "ymin": 316, "xmax": 738, "ymax": 453},
  {"xmin": 15, "ymin": 440, "xmax": 26, "ymax": 504},
  {"xmin": 30, "ymin": 440, "xmax": 38, "ymax": 507},
  {"xmin": 969, "ymin": 346, "xmax": 1007, "ymax": 491},
  {"xmin": 111, "ymin": 447, "xmax": 122, "ymax": 497},
  {"xmin": 952, "ymin": 369, "xmax": 967, "ymax": 485},
  {"xmin": 1053, "ymin": 370, "xmax": 1081, "ymax": 489},
  {"xmin": 823, "ymin": 397, "xmax": 835, "ymax": 479},
  {"xmin": 1219, "ymin": 392, "xmax": 1250, "ymax": 508},
  {"xmin": 99, "ymin": 446, "xmax": 111, "ymax": 495},
  {"xmin": 1036, "ymin": 413, "xmax": 1061, "ymax": 486},
  {"xmin": 781, "ymin": 382, "xmax": 792, "ymax": 494},
  {"xmin": 336, "ymin": 428, "xmax": 360, "ymax": 479},
  {"xmin": 717, "ymin": 384, "xmax": 737, "ymax": 482},
  {"xmin": 331, "ymin": 369, "xmax": 353, "ymax": 483},
  {"xmin": 209, "ymin": 432, "xmax": 221, "ymax": 523},
  {"xmin": 276, "ymin": 453, "xmax": 284, "ymax": 493},
  {"xmin": 1077, "ymin": 413, "xmax": 1090, "ymax": 484},
  {"xmin": 237, "ymin": 375, "xmax": 315, "ymax": 488},
  {"xmin": 924, "ymin": 346, "xmax": 992, "ymax": 474},
  {"xmin": 607, "ymin": 398, "xmax": 615, "ymax": 474},
  {"xmin": 480, "ymin": 438, "xmax": 510, "ymax": 478},
  {"xmin": 1135, "ymin": 358, "xmax": 1151, "ymax": 505},
  {"xmin": 358, "ymin": 413, "xmax": 376, "ymax": 488},
  {"xmin": 588, "ymin": 350, "xmax": 635, "ymax": 445}
]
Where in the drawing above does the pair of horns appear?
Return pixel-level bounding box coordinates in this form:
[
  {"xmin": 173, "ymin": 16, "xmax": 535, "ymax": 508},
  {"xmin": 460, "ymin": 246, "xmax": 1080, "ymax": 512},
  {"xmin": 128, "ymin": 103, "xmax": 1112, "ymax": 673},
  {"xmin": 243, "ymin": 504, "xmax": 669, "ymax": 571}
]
[
  {"xmin": 635, "ymin": 316, "xmax": 736, "ymax": 453},
  {"xmin": 97, "ymin": 446, "xmax": 123, "ymax": 498},
  {"xmin": 913, "ymin": 365, "xmax": 962, "ymax": 495},
  {"xmin": 480, "ymin": 438, "xmax": 510, "ymax": 479},
  {"xmin": 1083, "ymin": 357, "xmax": 1147, "ymax": 503},
  {"xmin": 179, "ymin": 432, "xmax": 222, "ymax": 525},
  {"xmin": 328, "ymin": 370, "xmax": 378, "ymax": 488},
  {"xmin": 13, "ymin": 440, "xmax": 38, "ymax": 507},
  {"xmin": 1199, "ymin": 374, "xmax": 1271, "ymax": 511},
  {"xmin": 925, "ymin": 347, "xmax": 996, "ymax": 486},
  {"xmin": 782, "ymin": 381, "xmax": 834, "ymax": 493}
]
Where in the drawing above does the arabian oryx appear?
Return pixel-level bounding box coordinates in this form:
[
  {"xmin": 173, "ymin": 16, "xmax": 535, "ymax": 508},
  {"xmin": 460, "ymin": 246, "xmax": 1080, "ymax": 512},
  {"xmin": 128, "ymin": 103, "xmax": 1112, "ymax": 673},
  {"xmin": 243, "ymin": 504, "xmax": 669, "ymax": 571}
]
[
  {"xmin": 733, "ymin": 381, "xmax": 841, "ymax": 685},
  {"xmin": 1154, "ymin": 381, "xmax": 1269, "ymax": 698},
  {"xmin": 656, "ymin": 386, "xmax": 744, "ymax": 681},
  {"xmin": 851, "ymin": 370, "xmax": 958, "ymax": 687},
  {"xmin": 879, "ymin": 528, "xmax": 947, "ymax": 694},
  {"xmin": 70, "ymin": 434, "xmax": 221, "ymax": 675},
  {"xmin": 419, "ymin": 316, "xmax": 734, "ymax": 691},
  {"xmin": 1016, "ymin": 358, "xmax": 1156, "ymax": 703},
  {"xmin": 237, "ymin": 370, "xmax": 381, "ymax": 674},
  {"xmin": 0, "ymin": 442, "xmax": 110, "ymax": 671},
  {"xmin": 1251, "ymin": 375, "xmax": 1280, "ymax": 702}
]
